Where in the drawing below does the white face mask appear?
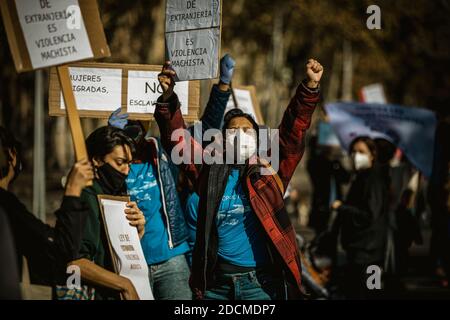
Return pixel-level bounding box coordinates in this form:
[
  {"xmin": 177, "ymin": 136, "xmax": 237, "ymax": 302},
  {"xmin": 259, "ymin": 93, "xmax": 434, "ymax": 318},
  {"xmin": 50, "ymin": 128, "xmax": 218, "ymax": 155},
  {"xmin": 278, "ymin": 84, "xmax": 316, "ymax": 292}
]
[
  {"xmin": 226, "ymin": 129, "xmax": 257, "ymax": 163},
  {"xmin": 353, "ymin": 152, "xmax": 371, "ymax": 171}
]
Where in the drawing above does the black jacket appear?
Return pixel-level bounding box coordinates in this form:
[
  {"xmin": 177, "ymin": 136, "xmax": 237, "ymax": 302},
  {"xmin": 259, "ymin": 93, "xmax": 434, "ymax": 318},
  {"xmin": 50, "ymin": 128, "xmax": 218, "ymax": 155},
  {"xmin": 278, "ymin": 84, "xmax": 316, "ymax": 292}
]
[
  {"xmin": 0, "ymin": 188, "xmax": 89, "ymax": 286},
  {"xmin": 0, "ymin": 207, "xmax": 21, "ymax": 299},
  {"xmin": 338, "ymin": 165, "xmax": 390, "ymax": 265}
]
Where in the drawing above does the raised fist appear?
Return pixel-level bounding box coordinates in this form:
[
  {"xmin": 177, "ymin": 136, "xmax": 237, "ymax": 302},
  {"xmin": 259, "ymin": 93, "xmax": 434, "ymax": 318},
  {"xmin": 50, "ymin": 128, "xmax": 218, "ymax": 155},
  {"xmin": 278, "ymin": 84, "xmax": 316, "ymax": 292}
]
[
  {"xmin": 219, "ymin": 54, "xmax": 235, "ymax": 85},
  {"xmin": 305, "ymin": 59, "xmax": 324, "ymax": 89},
  {"xmin": 158, "ymin": 61, "xmax": 176, "ymax": 101}
]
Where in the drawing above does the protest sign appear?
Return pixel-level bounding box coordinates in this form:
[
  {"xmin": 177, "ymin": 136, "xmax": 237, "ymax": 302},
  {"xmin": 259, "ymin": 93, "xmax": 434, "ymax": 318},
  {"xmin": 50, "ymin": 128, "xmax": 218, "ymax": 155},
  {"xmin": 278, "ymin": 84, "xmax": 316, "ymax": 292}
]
[
  {"xmin": 1, "ymin": 0, "xmax": 110, "ymax": 167},
  {"xmin": 325, "ymin": 102, "xmax": 437, "ymax": 177},
  {"xmin": 165, "ymin": 0, "xmax": 221, "ymax": 32},
  {"xmin": 98, "ymin": 195, "xmax": 154, "ymax": 300},
  {"xmin": 0, "ymin": 0, "xmax": 110, "ymax": 73},
  {"xmin": 165, "ymin": 28, "xmax": 220, "ymax": 81},
  {"xmin": 359, "ymin": 83, "xmax": 387, "ymax": 104},
  {"xmin": 165, "ymin": 0, "xmax": 221, "ymax": 81},
  {"xmin": 223, "ymin": 85, "xmax": 264, "ymax": 125},
  {"xmin": 127, "ymin": 70, "xmax": 189, "ymax": 115},
  {"xmin": 49, "ymin": 62, "xmax": 200, "ymax": 122},
  {"xmin": 60, "ymin": 66, "xmax": 122, "ymax": 112}
]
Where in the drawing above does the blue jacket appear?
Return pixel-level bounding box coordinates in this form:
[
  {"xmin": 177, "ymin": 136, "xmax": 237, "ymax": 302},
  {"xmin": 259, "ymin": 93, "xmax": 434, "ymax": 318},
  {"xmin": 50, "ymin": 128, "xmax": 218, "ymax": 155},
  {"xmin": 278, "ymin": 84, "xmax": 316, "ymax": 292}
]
[
  {"xmin": 141, "ymin": 84, "xmax": 231, "ymax": 248},
  {"xmin": 144, "ymin": 136, "xmax": 187, "ymax": 248},
  {"xmin": 188, "ymin": 84, "xmax": 232, "ymax": 147}
]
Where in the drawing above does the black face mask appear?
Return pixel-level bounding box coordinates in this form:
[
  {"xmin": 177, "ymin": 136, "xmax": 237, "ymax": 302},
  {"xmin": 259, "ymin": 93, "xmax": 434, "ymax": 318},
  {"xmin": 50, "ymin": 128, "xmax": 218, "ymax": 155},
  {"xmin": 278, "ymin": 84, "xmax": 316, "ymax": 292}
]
[{"xmin": 97, "ymin": 163, "xmax": 127, "ymax": 196}]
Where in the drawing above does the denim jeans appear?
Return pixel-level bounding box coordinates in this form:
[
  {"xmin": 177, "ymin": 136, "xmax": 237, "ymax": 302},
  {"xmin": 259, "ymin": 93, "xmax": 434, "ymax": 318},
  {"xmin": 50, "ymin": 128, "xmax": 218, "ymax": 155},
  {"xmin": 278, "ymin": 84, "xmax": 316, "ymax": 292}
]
[
  {"xmin": 204, "ymin": 269, "xmax": 285, "ymax": 300},
  {"xmin": 149, "ymin": 254, "xmax": 192, "ymax": 300}
]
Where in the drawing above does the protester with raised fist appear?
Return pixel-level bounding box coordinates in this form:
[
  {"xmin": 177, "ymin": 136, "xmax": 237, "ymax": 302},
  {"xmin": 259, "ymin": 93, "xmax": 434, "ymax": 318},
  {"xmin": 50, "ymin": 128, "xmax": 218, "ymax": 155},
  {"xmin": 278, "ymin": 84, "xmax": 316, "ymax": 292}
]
[
  {"xmin": 155, "ymin": 58, "xmax": 323, "ymax": 300},
  {"xmin": 106, "ymin": 54, "xmax": 236, "ymax": 300}
]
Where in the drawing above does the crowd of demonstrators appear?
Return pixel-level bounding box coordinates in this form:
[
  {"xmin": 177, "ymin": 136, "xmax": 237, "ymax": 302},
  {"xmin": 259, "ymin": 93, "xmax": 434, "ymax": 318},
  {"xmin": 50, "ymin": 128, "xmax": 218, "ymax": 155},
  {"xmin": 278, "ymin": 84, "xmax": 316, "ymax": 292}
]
[
  {"xmin": 0, "ymin": 126, "xmax": 93, "ymax": 299},
  {"xmin": 106, "ymin": 54, "xmax": 235, "ymax": 300},
  {"xmin": 2, "ymin": 50, "xmax": 448, "ymax": 302},
  {"xmin": 305, "ymin": 132, "xmax": 440, "ymax": 299},
  {"xmin": 154, "ymin": 58, "xmax": 323, "ymax": 300},
  {"xmin": 57, "ymin": 126, "xmax": 145, "ymax": 300}
]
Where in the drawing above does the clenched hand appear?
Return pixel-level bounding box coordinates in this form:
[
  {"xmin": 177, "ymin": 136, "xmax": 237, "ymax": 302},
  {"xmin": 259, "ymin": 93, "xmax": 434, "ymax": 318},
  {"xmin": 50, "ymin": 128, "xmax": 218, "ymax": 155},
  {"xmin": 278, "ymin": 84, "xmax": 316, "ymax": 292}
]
[{"xmin": 305, "ymin": 59, "xmax": 324, "ymax": 89}]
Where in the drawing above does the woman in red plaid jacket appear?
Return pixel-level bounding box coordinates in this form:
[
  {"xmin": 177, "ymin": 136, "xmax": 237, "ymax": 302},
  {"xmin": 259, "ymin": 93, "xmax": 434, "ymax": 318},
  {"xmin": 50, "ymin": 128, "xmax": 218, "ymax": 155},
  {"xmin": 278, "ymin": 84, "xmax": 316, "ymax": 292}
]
[{"xmin": 154, "ymin": 59, "xmax": 323, "ymax": 300}]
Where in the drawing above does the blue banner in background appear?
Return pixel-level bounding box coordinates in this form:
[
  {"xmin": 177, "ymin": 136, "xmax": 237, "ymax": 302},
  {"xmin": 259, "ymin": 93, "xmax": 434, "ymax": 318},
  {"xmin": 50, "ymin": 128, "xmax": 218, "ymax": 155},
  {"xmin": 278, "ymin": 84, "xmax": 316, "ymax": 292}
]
[
  {"xmin": 317, "ymin": 121, "xmax": 341, "ymax": 147},
  {"xmin": 325, "ymin": 102, "xmax": 437, "ymax": 177}
]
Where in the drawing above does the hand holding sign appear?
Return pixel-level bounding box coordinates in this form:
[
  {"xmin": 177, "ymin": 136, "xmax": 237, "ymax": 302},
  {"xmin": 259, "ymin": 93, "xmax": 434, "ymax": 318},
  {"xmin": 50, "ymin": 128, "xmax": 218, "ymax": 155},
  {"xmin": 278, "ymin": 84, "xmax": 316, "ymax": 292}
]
[
  {"xmin": 306, "ymin": 59, "xmax": 324, "ymax": 89},
  {"xmin": 158, "ymin": 61, "xmax": 177, "ymax": 101},
  {"xmin": 64, "ymin": 159, "xmax": 94, "ymax": 197},
  {"xmin": 125, "ymin": 201, "xmax": 146, "ymax": 239}
]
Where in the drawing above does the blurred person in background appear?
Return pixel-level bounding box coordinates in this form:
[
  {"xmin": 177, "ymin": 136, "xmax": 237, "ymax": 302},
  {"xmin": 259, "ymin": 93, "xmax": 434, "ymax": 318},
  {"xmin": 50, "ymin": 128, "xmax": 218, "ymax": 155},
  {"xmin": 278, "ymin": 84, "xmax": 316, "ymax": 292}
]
[
  {"xmin": 307, "ymin": 137, "xmax": 350, "ymax": 235},
  {"xmin": 0, "ymin": 126, "xmax": 93, "ymax": 298},
  {"xmin": 331, "ymin": 136, "xmax": 390, "ymax": 299}
]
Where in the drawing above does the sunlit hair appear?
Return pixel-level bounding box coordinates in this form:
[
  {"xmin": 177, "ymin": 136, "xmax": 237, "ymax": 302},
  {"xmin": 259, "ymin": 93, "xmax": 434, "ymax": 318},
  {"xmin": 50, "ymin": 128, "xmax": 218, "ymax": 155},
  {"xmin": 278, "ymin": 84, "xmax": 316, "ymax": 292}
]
[{"xmin": 86, "ymin": 126, "xmax": 136, "ymax": 162}]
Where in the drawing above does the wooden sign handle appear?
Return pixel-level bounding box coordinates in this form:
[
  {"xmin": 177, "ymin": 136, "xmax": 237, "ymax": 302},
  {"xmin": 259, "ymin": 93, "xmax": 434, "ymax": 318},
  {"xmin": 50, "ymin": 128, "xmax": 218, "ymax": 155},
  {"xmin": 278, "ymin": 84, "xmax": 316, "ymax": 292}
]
[
  {"xmin": 57, "ymin": 65, "xmax": 92, "ymax": 186},
  {"xmin": 230, "ymin": 82, "xmax": 239, "ymax": 109}
]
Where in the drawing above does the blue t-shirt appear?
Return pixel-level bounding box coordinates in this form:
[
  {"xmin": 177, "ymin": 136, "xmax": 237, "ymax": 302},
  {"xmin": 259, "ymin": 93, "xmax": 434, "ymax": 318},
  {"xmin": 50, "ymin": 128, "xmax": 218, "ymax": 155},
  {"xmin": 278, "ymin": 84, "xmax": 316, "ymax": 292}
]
[
  {"xmin": 127, "ymin": 162, "xmax": 189, "ymax": 265},
  {"xmin": 186, "ymin": 169, "xmax": 269, "ymax": 267}
]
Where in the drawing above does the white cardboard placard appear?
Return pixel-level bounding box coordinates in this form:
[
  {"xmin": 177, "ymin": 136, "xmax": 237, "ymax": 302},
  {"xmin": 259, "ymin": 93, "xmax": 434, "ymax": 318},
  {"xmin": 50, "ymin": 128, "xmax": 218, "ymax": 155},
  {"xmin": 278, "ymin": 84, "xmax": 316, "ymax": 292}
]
[{"xmin": 15, "ymin": 0, "xmax": 93, "ymax": 69}]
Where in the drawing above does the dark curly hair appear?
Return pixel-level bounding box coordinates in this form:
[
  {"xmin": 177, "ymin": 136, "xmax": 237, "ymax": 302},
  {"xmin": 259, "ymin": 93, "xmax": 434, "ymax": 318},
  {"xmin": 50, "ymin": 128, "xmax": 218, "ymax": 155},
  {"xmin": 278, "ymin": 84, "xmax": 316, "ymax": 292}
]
[{"xmin": 86, "ymin": 126, "xmax": 136, "ymax": 162}]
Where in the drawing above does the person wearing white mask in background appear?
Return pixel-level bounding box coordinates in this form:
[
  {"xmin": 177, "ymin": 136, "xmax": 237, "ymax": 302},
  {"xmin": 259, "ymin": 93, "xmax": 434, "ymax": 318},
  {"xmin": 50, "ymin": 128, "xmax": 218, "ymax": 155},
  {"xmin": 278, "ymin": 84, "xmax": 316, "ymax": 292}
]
[{"xmin": 331, "ymin": 136, "xmax": 390, "ymax": 299}]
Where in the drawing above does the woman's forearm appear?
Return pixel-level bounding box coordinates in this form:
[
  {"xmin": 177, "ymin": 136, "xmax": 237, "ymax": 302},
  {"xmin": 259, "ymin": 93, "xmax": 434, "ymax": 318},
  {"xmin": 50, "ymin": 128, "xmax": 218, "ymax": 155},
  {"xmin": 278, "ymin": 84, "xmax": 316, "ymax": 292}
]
[{"xmin": 70, "ymin": 258, "xmax": 128, "ymax": 292}]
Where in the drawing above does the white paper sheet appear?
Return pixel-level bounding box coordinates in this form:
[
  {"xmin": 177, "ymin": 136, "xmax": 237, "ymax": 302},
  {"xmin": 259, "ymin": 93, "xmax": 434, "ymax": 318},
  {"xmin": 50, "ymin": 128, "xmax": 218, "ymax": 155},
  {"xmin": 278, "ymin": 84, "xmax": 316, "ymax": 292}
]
[
  {"xmin": 60, "ymin": 67, "xmax": 122, "ymax": 111},
  {"xmin": 165, "ymin": 28, "xmax": 220, "ymax": 81},
  {"xmin": 127, "ymin": 70, "xmax": 189, "ymax": 115},
  {"xmin": 165, "ymin": 0, "xmax": 221, "ymax": 32},
  {"xmin": 100, "ymin": 199, "xmax": 154, "ymax": 300}
]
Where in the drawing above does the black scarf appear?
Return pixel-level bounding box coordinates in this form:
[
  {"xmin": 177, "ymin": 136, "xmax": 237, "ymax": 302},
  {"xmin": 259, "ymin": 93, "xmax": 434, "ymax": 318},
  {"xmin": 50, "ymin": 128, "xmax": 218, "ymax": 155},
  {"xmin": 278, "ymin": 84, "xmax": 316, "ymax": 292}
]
[{"xmin": 97, "ymin": 163, "xmax": 127, "ymax": 196}]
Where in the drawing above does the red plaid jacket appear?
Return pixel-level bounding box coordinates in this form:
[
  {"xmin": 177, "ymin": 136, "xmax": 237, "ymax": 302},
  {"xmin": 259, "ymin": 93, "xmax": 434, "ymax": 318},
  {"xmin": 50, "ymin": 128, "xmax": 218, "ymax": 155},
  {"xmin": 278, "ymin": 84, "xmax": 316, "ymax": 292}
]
[{"xmin": 155, "ymin": 82, "xmax": 320, "ymax": 298}]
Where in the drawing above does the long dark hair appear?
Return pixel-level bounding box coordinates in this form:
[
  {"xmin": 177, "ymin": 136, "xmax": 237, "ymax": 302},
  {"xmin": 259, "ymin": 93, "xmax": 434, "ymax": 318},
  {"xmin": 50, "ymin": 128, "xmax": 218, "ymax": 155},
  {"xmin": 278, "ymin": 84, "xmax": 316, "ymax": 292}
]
[
  {"xmin": 349, "ymin": 136, "xmax": 378, "ymax": 163},
  {"xmin": 86, "ymin": 126, "xmax": 136, "ymax": 162}
]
